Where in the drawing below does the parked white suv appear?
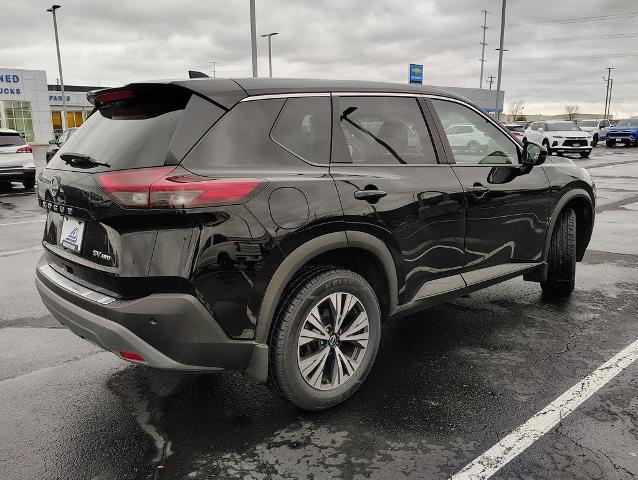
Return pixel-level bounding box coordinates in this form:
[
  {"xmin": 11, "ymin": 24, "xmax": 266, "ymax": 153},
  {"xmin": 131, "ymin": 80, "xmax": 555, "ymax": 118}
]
[
  {"xmin": 577, "ymin": 119, "xmax": 610, "ymax": 146},
  {"xmin": 444, "ymin": 124, "xmax": 489, "ymax": 154},
  {"xmin": 524, "ymin": 121, "xmax": 593, "ymax": 158},
  {"xmin": 0, "ymin": 128, "xmax": 36, "ymax": 189}
]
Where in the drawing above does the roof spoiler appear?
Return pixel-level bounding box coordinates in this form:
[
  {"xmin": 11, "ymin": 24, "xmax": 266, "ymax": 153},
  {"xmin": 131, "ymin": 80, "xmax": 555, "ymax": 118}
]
[{"xmin": 188, "ymin": 70, "xmax": 209, "ymax": 79}]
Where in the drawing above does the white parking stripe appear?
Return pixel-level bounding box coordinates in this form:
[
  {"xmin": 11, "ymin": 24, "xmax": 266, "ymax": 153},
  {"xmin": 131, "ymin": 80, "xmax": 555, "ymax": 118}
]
[
  {"xmin": 0, "ymin": 219, "xmax": 45, "ymax": 227},
  {"xmin": 0, "ymin": 245, "xmax": 43, "ymax": 257},
  {"xmin": 451, "ymin": 338, "xmax": 638, "ymax": 480}
]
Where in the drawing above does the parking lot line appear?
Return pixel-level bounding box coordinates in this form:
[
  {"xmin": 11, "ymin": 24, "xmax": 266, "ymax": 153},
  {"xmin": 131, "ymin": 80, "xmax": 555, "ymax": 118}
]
[
  {"xmin": 0, "ymin": 219, "xmax": 46, "ymax": 227},
  {"xmin": 0, "ymin": 245, "xmax": 43, "ymax": 257},
  {"xmin": 451, "ymin": 337, "xmax": 638, "ymax": 480}
]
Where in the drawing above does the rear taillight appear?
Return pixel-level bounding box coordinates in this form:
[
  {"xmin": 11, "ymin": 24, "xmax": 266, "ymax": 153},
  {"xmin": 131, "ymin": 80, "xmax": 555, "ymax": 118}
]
[
  {"xmin": 97, "ymin": 167, "xmax": 262, "ymax": 208},
  {"xmin": 93, "ymin": 90, "xmax": 134, "ymax": 105},
  {"xmin": 119, "ymin": 351, "xmax": 144, "ymax": 362},
  {"xmin": 17, "ymin": 146, "xmax": 32, "ymax": 153}
]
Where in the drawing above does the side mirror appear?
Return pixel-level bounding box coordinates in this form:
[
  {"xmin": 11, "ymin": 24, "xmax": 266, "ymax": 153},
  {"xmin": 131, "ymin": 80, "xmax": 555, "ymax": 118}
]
[
  {"xmin": 48, "ymin": 139, "xmax": 58, "ymax": 145},
  {"xmin": 522, "ymin": 141, "xmax": 546, "ymax": 167}
]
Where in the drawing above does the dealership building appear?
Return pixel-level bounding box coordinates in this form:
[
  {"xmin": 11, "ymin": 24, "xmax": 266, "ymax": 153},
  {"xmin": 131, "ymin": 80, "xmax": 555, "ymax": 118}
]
[
  {"xmin": 0, "ymin": 67, "xmax": 97, "ymax": 144},
  {"xmin": 0, "ymin": 66, "xmax": 503, "ymax": 144}
]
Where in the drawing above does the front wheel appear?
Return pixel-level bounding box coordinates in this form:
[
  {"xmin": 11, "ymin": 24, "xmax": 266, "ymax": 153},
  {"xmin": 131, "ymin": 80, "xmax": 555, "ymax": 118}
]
[
  {"xmin": 580, "ymin": 151, "xmax": 591, "ymax": 158},
  {"xmin": 542, "ymin": 140, "xmax": 552, "ymax": 156},
  {"xmin": 268, "ymin": 268, "xmax": 381, "ymax": 410},
  {"xmin": 22, "ymin": 179, "xmax": 35, "ymax": 189},
  {"xmin": 467, "ymin": 140, "xmax": 480, "ymax": 154},
  {"xmin": 592, "ymin": 134, "xmax": 598, "ymax": 147},
  {"xmin": 541, "ymin": 208, "xmax": 576, "ymax": 298},
  {"xmin": 606, "ymin": 140, "xmax": 614, "ymax": 147}
]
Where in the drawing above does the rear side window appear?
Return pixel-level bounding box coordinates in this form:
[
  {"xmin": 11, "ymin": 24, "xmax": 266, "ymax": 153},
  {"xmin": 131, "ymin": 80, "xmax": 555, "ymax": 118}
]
[
  {"xmin": 271, "ymin": 97, "xmax": 330, "ymax": 164},
  {"xmin": 336, "ymin": 96, "xmax": 437, "ymax": 165},
  {"xmin": 48, "ymin": 86, "xmax": 193, "ymax": 172},
  {"xmin": 0, "ymin": 132, "xmax": 26, "ymax": 146}
]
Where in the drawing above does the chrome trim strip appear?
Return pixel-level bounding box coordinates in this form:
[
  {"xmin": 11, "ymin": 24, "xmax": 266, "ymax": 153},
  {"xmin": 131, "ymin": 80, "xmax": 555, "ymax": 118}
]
[
  {"xmin": 462, "ymin": 263, "xmax": 538, "ymax": 287},
  {"xmin": 39, "ymin": 264, "xmax": 116, "ymax": 305},
  {"xmin": 240, "ymin": 92, "xmax": 330, "ymax": 101},
  {"xmin": 333, "ymin": 92, "xmax": 421, "ymax": 97}
]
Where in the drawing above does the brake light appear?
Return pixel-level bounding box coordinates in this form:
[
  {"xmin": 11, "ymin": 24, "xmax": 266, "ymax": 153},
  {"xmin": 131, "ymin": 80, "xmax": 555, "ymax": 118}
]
[
  {"xmin": 97, "ymin": 167, "xmax": 262, "ymax": 208},
  {"xmin": 94, "ymin": 90, "xmax": 134, "ymax": 104},
  {"xmin": 119, "ymin": 351, "xmax": 144, "ymax": 362},
  {"xmin": 17, "ymin": 145, "xmax": 32, "ymax": 153}
]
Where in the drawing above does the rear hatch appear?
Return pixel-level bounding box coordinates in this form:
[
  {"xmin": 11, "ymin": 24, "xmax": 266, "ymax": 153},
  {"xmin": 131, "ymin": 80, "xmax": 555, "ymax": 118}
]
[
  {"xmin": 0, "ymin": 131, "xmax": 32, "ymax": 169},
  {"xmin": 39, "ymin": 82, "xmax": 232, "ymax": 297}
]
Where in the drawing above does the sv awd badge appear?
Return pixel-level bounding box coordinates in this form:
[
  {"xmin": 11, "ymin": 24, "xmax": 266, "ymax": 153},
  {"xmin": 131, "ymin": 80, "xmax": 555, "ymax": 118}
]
[{"xmin": 92, "ymin": 250, "xmax": 112, "ymax": 262}]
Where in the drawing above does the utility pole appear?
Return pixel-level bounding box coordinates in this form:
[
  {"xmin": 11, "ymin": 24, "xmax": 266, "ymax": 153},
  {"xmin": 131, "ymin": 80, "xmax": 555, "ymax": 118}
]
[
  {"xmin": 261, "ymin": 32, "xmax": 279, "ymax": 77},
  {"xmin": 47, "ymin": 4, "xmax": 67, "ymax": 132},
  {"xmin": 603, "ymin": 67, "xmax": 614, "ymax": 118},
  {"xmin": 209, "ymin": 61, "xmax": 218, "ymax": 78},
  {"xmin": 249, "ymin": 0, "xmax": 258, "ymax": 77},
  {"xmin": 608, "ymin": 78, "xmax": 614, "ymax": 120},
  {"xmin": 495, "ymin": 0, "xmax": 507, "ymax": 121},
  {"xmin": 479, "ymin": 10, "xmax": 490, "ymax": 89},
  {"xmin": 487, "ymin": 74, "xmax": 495, "ymax": 90}
]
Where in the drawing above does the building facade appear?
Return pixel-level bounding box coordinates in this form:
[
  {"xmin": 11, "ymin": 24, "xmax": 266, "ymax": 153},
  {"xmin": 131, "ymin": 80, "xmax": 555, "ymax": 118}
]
[{"xmin": 0, "ymin": 67, "xmax": 97, "ymax": 143}]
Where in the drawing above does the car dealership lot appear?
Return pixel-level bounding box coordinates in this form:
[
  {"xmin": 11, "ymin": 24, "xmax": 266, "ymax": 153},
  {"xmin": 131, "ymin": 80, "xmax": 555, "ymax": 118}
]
[{"xmin": 1, "ymin": 146, "xmax": 637, "ymax": 480}]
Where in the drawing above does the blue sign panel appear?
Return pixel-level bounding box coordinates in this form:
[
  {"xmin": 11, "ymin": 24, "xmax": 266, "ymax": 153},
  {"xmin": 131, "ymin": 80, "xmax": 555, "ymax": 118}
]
[{"xmin": 409, "ymin": 64, "xmax": 423, "ymax": 84}]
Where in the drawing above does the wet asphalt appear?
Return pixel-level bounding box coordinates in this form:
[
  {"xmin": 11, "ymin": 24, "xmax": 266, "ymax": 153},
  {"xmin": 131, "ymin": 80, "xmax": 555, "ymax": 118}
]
[{"xmin": 0, "ymin": 146, "xmax": 637, "ymax": 480}]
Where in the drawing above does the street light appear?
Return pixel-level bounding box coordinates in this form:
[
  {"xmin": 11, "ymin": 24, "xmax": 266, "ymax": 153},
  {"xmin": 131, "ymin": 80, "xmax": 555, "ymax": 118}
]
[
  {"xmin": 46, "ymin": 4, "xmax": 68, "ymax": 132},
  {"xmin": 261, "ymin": 32, "xmax": 279, "ymax": 78}
]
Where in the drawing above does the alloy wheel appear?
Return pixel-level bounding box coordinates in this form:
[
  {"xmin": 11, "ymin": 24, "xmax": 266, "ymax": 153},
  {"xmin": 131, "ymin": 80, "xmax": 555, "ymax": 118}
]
[{"xmin": 296, "ymin": 292, "xmax": 369, "ymax": 391}]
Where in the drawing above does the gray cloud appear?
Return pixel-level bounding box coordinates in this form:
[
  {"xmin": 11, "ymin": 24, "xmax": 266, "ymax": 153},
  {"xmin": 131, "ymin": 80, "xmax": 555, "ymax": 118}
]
[{"xmin": 3, "ymin": 0, "xmax": 637, "ymax": 116}]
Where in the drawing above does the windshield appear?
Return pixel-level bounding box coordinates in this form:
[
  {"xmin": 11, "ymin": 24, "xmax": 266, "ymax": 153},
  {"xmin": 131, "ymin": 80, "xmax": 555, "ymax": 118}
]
[
  {"xmin": 546, "ymin": 122, "xmax": 580, "ymax": 132},
  {"xmin": 617, "ymin": 119, "xmax": 638, "ymax": 127},
  {"xmin": 0, "ymin": 132, "xmax": 26, "ymax": 147},
  {"xmin": 506, "ymin": 125, "xmax": 525, "ymax": 133},
  {"xmin": 578, "ymin": 121, "xmax": 597, "ymax": 127}
]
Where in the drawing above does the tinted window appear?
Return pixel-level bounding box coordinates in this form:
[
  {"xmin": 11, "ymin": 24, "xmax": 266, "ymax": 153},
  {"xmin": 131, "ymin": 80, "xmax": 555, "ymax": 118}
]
[
  {"xmin": 530, "ymin": 123, "xmax": 540, "ymax": 131},
  {"xmin": 0, "ymin": 132, "xmax": 25, "ymax": 146},
  {"xmin": 271, "ymin": 97, "xmax": 330, "ymax": 164},
  {"xmin": 546, "ymin": 122, "xmax": 580, "ymax": 132},
  {"xmin": 182, "ymin": 99, "xmax": 287, "ymax": 171},
  {"xmin": 337, "ymin": 96, "xmax": 437, "ymax": 165},
  {"xmin": 432, "ymin": 99, "xmax": 518, "ymax": 165},
  {"xmin": 506, "ymin": 125, "xmax": 525, "ymax": 133},
  {"xmin": 49, "ymin": 88, "xmax": 194, "ymax": 172}
]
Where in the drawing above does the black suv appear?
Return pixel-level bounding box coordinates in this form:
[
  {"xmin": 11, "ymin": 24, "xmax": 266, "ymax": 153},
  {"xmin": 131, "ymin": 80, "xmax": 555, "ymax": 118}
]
[{"xmin": 35, "ymin": 79, "xmax": 595, "ymax": 410}]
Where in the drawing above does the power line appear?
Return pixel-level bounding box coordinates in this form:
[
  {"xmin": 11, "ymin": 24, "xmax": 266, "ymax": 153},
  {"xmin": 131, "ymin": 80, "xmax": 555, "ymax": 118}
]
[{"xmin": 510, "ymin": 10, "xmax": 638, "ymax": 27}]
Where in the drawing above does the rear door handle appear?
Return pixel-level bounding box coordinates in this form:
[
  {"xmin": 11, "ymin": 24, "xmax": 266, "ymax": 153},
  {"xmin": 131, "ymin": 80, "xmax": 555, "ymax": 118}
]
[
  {"xmin": 354, "ymin": 189, "xmax": 387, "ymax": 201},
  {"xmin": 466, "ymin": 182, "xmax": 489, "ymax": 197}
]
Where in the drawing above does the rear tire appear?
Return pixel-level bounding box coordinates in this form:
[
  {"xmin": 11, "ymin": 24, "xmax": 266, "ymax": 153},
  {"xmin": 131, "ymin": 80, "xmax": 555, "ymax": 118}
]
[
  {"xmin": 268, "ymin": 268, "xmax": 381, "ymax": 410},
  {"xmin": 467, "ymin": 141, "xmax": 480, "ymax": 154},
  {"xmin": 22, "ymin": 179, "xmax": 35, "ymax": 189},
  {"xmin": 541, "ymin": 208, "xmax": 576, "ymax": 298}
]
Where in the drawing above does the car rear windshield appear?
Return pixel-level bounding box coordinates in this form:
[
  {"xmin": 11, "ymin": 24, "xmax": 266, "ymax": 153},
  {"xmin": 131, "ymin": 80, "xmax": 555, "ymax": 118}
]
[
  {"xmin": 546, "ymin": 122, "xmax": 580, "ymax": 132},
  {"xmin": 506, "ymin": 125, "xmax": 524, "ymax": 133},
  {"xmin": 47, "ymin": 86, "xmax": 191, "ymax": 172},
  {"xmin": 0, "ymin": 132, "xmax": 26, "ymax": 147}
]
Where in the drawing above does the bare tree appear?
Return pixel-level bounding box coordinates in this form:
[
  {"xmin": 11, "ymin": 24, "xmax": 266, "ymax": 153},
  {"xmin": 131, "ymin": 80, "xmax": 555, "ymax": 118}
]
[
  {"xmin": 565, "ymin": 105, "xmax": 579, "ymax": 121},
  {"xmin": 511, "ymin": 100, "xmax": 525, "ymax": 121}
]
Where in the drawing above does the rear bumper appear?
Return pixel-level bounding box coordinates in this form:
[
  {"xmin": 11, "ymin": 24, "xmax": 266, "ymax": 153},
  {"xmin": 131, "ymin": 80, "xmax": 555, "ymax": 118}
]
[
  {"xmin": 0, "ymin": 168, "xmax": 35, "ymax": 181},
  {"xmin": 35, "ymin": 257, "xmax": 265, "ymax": 374}
]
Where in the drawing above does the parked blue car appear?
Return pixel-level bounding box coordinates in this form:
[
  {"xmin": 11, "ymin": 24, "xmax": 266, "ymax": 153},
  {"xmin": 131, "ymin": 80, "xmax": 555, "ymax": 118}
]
[{"xmin": 606, "ymin": 119, "xmax": 638, "ymax": 147}]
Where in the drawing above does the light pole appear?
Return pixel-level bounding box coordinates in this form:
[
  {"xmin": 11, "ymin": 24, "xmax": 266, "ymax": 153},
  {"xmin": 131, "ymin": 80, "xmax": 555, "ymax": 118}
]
[
  {"xmin": 603, "ymin": 67, "xmax": 614, "ymax": 119},
  {"xmin": 261, "ymin": 32, "xmax": 279, "ymax": 78},
  {"xmin": 495, "ymin": 0, "xmax": 507, "ymax": 121},
  {"xmin": 47, "ymin": 4, "xmax": 67, "ymax": 132},
  {"xmin": 249, "ymin": 0, "xmax": 258, "ymax": 77},
  {"xmin": 479, "ymin": 10, "xmax": 489, "ymax": 89}
]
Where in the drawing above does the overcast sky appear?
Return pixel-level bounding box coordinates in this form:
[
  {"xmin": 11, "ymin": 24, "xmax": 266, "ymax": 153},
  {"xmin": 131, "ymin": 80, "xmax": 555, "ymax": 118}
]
[{"xmin": 4, "ymin": 0, "xmax": 638, "ymax": 116}]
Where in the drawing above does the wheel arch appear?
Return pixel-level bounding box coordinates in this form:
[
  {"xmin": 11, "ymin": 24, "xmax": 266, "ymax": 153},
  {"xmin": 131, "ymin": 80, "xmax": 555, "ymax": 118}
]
[
  {"xmin": 254, "ymin": 231, "xmax": 398, "ymax": 345},
  {"xmin": 544, "ymin": 189, "xmax": 594, "ymax": 263}
]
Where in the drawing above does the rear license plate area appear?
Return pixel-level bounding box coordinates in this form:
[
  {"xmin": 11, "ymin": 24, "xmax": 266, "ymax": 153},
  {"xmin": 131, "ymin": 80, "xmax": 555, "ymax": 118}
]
[{"xmin": 60, "ymin": 217, "xmax": 85, "ymax": 253}]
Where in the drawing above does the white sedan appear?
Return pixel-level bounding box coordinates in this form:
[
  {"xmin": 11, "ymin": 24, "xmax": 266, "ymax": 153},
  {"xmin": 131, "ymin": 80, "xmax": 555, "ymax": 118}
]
[{"xmin": 524, "ymin": 121, "xmax": 593, "ymax": 158}]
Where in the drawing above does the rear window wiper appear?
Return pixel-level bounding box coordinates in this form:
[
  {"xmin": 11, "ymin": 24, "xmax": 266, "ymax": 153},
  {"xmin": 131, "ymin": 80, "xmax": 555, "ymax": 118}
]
[{"xmin": 60, "ymin": 152, "xmax": 111, "ymax": 168}]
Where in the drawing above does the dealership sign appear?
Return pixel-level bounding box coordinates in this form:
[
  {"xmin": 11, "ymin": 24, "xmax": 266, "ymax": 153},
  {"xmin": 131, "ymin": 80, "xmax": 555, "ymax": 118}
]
[
  {"xmin": 49, "ymin": 95, "xmax": 71, "ymax": 102},
  {"xmin": 409, "ymin": 64, "xmax": 423, "ymax": 85},
  {"xmin": 0, "ymin": 73, "xmax": 21, "ymax": 95}
]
